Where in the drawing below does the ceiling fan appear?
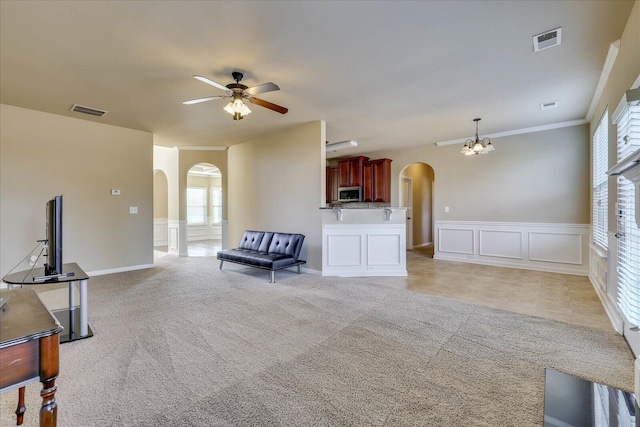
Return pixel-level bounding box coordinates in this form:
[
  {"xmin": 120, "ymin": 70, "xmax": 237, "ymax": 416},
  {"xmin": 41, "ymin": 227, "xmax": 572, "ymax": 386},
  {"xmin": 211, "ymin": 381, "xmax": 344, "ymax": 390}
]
[{"xmin": 183, "ymin": 71, "xmax": 288, "ymax": 120}]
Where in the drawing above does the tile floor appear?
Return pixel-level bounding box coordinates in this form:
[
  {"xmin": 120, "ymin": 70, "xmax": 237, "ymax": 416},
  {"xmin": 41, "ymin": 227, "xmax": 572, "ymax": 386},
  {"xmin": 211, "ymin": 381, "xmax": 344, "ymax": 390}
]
[
  {"xmin": 155, "ymin": 240, "xmax": 613, "ymax": 332},
  {"xmin": 406, "ymin": 247, "xmax": 613, "ymax": 331}
]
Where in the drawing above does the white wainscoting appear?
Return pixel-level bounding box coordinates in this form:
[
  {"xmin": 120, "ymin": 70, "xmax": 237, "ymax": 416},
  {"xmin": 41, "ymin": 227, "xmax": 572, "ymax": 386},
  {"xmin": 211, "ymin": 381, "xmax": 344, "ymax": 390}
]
[
  {"xmin": 322, "ymin": 224, "xmax": 407, "ymax": 277},
  {"xmin": 434, "ymin": 221, "xmax": 590, "ymax": 275},
  {"xmin": 588, "ymin": 231, "xmax": 623, "ymax": 333},
  {"xmin": 153, "ymin": 218, "xmax": 168, "ymax": 247},
  {"xmin": 187, "ymin": 218, "xmax": 222, "ymax": 242}
]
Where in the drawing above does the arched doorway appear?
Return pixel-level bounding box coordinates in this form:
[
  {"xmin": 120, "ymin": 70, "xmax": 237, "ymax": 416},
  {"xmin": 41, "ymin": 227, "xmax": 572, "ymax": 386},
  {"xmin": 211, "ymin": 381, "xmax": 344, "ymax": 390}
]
[
  {"xmin": 400, "ymin": 162, "xmax": 435, "ymax": 257},
  {"xmin": 186, "ymin": 163, "xmax": 223, "ymax": 256},
  {"xmin": 153, "ymin": 169, "xmax": 169, "ymax": 255}
]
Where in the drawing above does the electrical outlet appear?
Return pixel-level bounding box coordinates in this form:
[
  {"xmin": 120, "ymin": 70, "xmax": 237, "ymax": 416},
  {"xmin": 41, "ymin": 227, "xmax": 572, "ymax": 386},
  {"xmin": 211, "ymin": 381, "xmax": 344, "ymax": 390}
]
[{"xmin": 129, "ymin": 206, "xmax": 138, "ymax": 214}]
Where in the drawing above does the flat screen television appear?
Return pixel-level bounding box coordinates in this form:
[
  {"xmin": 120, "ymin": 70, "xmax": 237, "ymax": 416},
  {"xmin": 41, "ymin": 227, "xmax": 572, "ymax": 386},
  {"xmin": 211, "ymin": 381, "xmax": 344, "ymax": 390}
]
[{"xmin": 44, "ymin": 195, "xmax": 63, "ymax": 276}]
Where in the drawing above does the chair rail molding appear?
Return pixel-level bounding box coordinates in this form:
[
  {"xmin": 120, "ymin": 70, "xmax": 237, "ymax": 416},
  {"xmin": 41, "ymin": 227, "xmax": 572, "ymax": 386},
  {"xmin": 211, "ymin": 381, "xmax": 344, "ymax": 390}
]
[{"xmin": 434, "ymin": 220, "xmax": 590, "ymax": 275}]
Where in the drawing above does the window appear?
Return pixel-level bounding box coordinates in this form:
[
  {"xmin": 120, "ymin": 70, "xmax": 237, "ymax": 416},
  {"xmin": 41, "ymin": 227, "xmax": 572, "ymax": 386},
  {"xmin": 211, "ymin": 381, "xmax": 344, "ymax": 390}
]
[
  {"xmin": 615, "ymin": 104, "xmax": 640, "ymax": 326},
  {"xmin": 187, "ymin": 187, "xmax": 206, "ymax": 224},
  {"xmin": 211, "ymin": 187, "xmax": 222, "ymax": 224},
  {"xmin": 592, "ymin": 109, "xmax": 608, "ymax": 250}
]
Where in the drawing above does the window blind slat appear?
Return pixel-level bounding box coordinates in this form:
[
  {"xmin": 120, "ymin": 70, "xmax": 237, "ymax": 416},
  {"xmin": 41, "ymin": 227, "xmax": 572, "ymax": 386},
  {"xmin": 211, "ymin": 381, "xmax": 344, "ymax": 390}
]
[
  {"xmin": 616, "ymin": 104, "xmax": 640, "ymax": 326},
  {"xmin": 592, "ymin": 110, "xmax": 608, "ymax": 250}
]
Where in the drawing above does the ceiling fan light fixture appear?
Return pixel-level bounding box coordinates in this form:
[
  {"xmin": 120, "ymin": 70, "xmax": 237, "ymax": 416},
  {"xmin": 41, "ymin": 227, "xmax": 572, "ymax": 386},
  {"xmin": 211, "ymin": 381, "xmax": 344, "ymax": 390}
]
[{"xmin": 224, "ymin": 97, "xmax": 251, "ymax": 119}]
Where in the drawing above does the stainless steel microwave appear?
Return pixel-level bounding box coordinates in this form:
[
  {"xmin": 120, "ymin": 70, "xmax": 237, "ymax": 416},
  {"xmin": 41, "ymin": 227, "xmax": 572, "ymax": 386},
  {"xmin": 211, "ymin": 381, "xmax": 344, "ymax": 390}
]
[{"xmin": 338, "ymin": 186, "xmax": 362, "ymax": 202}]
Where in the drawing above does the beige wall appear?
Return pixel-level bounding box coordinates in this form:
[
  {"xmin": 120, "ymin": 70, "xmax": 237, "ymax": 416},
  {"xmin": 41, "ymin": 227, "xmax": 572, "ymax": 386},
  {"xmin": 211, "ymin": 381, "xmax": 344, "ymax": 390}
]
[
  {"xmin": 0, "ymin": 104, "xmax": 153, "ymax": 276},
  {"xmin": 362, "ymin": 124, "xmax": 590, "ymax": 224},
  {"xmin": 153, "ymin": 145, "xmax": 179, "ymax": 220},
  {"xmin": 153, "ymin": 170, "xmax": 169, "ymax": 219},
  {"xmin": 228, "ymin": 121, "xmax": 326, "ymax": 271},
  {"xmin": 401, "ymin": 163, "xmax": 434, "ymax": 245}
]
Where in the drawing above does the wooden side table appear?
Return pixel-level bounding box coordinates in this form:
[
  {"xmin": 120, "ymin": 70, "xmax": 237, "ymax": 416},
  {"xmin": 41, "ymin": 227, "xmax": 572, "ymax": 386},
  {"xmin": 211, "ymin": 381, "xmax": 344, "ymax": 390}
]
[{"xmin": 0, "ymin": 289, "xmax": 62, "ymax": 426}]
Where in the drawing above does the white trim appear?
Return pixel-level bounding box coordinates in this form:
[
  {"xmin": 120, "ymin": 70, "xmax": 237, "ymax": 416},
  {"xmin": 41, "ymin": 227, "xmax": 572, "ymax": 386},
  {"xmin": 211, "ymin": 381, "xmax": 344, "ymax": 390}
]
[
  {"xmin": 322, "ymin": 223, "xmax": 407, "ymax": 277},
  {"xmin": 434, "ymin": 120, "xmax": 588, "ymax": 147},
  {"xmin": 434, "ymin": 220, "xmax": 588, "ymax": 229},
  {"xmin": 412, "ymin": 242, "xmax": 432, "ymax": 249},
  {"xmin": 586, "ymin": 40, "xmax": 620, "ymax": 121},
  {"xmin": 589, "ymin": 271, "xmax": 623, "ymax": 334},
  {"xmin": 88, "ymin": 263, "xmax": 154, "ymax": 277},
  {"xmin": 300, "ymin": 267, "xmax": 321, "ymax": 275},
  {"xmin": 176, "ymin": 146, "xmax": 227, "ymax": 151},
  {"xmin": 528, "ymin": 231, "xmax": 583, "ymax": 265},
  {"xmin": 434, "ymin": 220, "xmax": 589, "ymax": 275}
]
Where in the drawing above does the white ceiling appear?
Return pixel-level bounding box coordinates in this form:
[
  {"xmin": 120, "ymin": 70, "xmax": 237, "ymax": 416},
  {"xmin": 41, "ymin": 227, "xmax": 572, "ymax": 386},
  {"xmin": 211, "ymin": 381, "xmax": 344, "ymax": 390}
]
[{"xmin": 0, "ymin": 1, "xmax": 634, "ymax": 157}]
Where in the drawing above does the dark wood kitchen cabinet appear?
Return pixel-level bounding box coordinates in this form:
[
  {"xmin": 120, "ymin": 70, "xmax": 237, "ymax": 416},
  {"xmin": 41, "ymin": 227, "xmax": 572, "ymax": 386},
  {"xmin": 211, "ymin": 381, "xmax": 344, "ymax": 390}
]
[
  {"xmin": 362, "ymin": 162, "xmax": 374, "ymax": 202},
  {"xmin": 338, "ymin": 156, "xmax": 369, "ymax": 187},
  {"xmin": 326, "ymin": 166, "xmax": 339, "ymax": 203},
  {"xmin": 365, "ymin": 158, "xmax": 392, "ymax": 202}
]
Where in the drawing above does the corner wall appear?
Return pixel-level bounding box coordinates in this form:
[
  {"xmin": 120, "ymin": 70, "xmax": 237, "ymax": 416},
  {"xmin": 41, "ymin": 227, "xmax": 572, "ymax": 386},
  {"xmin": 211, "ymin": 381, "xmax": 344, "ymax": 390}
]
[
  {"xmin": 228, "ymin": 121, "xmax": 326, "ymax": 271},
  {"xmin": 1, "ymin": 104, "xmax": 154, "ymax": 276}
]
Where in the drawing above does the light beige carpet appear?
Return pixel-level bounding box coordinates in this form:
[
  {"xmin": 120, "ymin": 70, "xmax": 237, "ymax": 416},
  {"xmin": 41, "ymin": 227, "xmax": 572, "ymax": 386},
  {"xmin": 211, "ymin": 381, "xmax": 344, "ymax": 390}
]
[{"xmin": 0, "ymin": 255, "xmax": 633, "ymax": 426}]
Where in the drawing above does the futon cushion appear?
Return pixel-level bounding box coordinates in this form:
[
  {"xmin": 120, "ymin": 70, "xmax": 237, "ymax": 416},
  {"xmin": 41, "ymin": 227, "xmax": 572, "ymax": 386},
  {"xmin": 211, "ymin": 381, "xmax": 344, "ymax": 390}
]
[
  {"xmin": 237, "ymin": 231, "xmax": 264, "ymax": 251},
  {"xmin": 267, "ymin": 233, "xmax": 302, "ymax": 257},
  {"xmin": 218, "ymin": 249, "xmax": 296, "ymax": 269}
]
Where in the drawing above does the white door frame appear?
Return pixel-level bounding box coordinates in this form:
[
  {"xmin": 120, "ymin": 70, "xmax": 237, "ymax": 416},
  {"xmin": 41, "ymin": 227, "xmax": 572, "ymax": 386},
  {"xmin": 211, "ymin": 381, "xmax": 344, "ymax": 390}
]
[{"xmin": 400, "ymin": 176, "xmax": 413, "ymax": 249}]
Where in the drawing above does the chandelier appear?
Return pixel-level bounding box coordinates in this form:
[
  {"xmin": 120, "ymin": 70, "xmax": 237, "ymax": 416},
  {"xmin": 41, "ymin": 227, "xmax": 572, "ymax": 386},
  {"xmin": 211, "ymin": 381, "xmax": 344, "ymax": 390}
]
[{"xmin": 461, "ymin": 118, "xmax": 494, "ymax": 155}]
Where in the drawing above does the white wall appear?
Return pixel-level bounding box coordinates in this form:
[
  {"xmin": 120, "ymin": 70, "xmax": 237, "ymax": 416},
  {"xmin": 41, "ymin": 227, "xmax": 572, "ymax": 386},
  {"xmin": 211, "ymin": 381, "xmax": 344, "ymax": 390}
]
[
  {"xmin": 228, "ymin": 121, "xmax": 326, "ymax": 271},
  {"xmin": 1, "ymin": 104, "xmax": 154, "ymax": 276}
]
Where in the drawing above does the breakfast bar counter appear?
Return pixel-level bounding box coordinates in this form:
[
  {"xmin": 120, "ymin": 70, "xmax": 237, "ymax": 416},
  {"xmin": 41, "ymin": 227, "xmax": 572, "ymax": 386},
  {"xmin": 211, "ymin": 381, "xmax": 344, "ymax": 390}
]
[{"xmin": 320, "ymin": 207, "xmax": 407, "ymax": 277}]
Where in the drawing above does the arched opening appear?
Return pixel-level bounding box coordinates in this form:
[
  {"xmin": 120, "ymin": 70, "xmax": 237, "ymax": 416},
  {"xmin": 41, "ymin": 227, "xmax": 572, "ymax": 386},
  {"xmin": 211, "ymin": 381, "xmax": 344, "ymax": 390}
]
[
  {"xmin": 153, "ymin": 169, "xmax": 169, "ymax": 255},
  {"xmin": 186, "ymin": 163, "xmax": 223, "ymax": 256},
  {"xmin": 400, "ymin": 162, "xmax": 435, "ymax": 257}
]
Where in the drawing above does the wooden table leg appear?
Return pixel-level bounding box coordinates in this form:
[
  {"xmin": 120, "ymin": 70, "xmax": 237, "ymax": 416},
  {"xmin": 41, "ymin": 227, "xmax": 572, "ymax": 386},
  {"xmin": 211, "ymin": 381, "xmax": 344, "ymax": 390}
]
[
  {"xmin": 39, "ymin": 381, "xmax": 57, "ymax": 427},
  {"xmin": 39, "ymin": 334, "xmax": 59, "ymax": 427},
  {"xmin": 16, "ymin": 386, "xmax": 25, "ymax": 425}
]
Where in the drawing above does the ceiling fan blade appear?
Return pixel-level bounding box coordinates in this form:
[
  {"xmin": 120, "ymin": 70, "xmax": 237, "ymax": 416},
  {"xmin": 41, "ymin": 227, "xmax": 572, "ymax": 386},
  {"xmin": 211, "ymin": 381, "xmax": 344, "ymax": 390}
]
[
  {"xmin": 193, "ymin": 75, "xmax": 232, "ymax": 95},
  {"xmin": 244, "ymin": 82, "xmax": 280, "ymax": 96},
  {"xmin": 249, "ymin": 97, "xmax": 288, "ymax": 114},
  {"xmin": 182, "ymin": 96, "xmax": 225, "ymax": 105}
]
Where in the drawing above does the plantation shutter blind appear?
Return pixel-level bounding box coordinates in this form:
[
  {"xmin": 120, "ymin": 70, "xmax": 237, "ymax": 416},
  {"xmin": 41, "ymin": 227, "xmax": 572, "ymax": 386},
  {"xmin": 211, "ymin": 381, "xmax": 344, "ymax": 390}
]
[
  {"xmin": 615, "ymin": 104, "xmax": 640, "ymax": 326},
  {"xmin": 592, "ymin": 110, "xmax": 608, "ymax": 250}
]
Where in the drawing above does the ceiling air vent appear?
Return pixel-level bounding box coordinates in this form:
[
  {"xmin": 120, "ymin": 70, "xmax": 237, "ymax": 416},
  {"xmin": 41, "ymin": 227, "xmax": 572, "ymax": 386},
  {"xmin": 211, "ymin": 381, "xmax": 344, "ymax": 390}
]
[
  {"xmin": 70, "ymin": 104, "xmax": 108, "ymax": 117},
  {"xmin": 540, "ymin": 101, "xmax": 558, "ymax": 110},
  {"xmin": 533, "ymin": 27, "xmax": 562, "ymax": 52}
]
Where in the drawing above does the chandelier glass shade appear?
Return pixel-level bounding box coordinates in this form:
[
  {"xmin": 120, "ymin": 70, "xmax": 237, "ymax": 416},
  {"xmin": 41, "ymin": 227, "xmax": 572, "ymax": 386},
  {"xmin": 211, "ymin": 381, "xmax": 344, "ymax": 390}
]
[
  {"xmin": 224, "ymin": 96, "xmax": 251, "ymax": 120},
  {"xmin": 461, "ymin": 118, "xmax": 494, "ymax": 155}
]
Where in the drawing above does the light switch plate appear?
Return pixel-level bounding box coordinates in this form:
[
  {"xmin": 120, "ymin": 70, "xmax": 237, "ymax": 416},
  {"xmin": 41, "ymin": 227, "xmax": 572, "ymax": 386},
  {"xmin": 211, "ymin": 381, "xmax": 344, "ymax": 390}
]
[{"xmin": 111, "ymin": 189, "xmax": 121, "ymax": 196}]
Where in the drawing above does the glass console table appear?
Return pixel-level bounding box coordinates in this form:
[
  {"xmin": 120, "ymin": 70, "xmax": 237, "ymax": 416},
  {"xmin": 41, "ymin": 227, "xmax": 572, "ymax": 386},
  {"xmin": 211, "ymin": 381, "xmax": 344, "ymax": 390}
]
[
  {"xmin": 544, "ymin": 369, "xmax": 637, "ymax": 426},
  {"xmin": 2, "ymin": 262, "xmax": 93, "ymax": 343}
]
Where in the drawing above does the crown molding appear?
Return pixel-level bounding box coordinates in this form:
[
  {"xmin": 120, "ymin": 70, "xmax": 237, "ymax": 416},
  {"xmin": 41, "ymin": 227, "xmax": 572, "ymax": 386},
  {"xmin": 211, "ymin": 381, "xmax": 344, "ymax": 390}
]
[
  {"xmin": 175, "ymin": 146, "xmax": 227, "ymax": 151},
  {"xmin": 435, "ymin": 119, "xmax": 588, "ymax": 147},
  {"xmin": 586, "ymin": 39, "xmax": 620, "ymax": 122}
]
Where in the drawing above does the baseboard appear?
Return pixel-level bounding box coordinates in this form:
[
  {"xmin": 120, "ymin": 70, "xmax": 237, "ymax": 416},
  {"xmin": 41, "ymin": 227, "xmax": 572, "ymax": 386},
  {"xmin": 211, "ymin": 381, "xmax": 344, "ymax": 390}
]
[
  {"xmin": 87, "ymin": 263, "xmax": 154, "ymax": 277},
  {"xmin": 412, "ymin": 242, "xmax": 433, "ymax": 249},
  {"xmin": 321, "ymin": 270, "xmax": 408, "ymax": 278},
  {"xmin": 588, "ymin": 272, "xmax": 624, "ymax": 334},
  {"xmin": 433, "ymin": 254, "xmax": 588, "ymax": 276},
  {"xmin": 300, "ymin": 267, "xmax": 322, "ymax": 276}
]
